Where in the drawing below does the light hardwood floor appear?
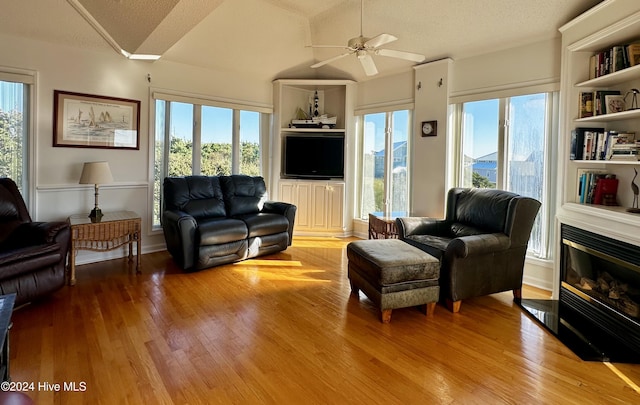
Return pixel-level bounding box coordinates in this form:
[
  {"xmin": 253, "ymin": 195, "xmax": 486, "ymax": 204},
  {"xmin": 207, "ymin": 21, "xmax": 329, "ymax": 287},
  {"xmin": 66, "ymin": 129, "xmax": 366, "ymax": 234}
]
[{"xmin": 9, "ymin": 237, "xmax": 640, "ymax": 404}]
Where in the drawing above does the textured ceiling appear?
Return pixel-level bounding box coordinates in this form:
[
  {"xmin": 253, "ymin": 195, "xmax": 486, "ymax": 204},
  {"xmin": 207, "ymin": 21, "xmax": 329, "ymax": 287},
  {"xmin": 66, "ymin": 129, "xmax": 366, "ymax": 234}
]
[{"xmin": 0, "ymin": 0, "xmax": 603, "ymax": 82}]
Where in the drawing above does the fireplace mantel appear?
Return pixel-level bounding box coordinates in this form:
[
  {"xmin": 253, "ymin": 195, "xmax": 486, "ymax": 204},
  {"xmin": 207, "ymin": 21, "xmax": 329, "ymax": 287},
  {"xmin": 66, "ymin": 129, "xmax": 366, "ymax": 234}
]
[{"xmin": 555, "ymin": 204, "xmax": 640, "ymax": 298}]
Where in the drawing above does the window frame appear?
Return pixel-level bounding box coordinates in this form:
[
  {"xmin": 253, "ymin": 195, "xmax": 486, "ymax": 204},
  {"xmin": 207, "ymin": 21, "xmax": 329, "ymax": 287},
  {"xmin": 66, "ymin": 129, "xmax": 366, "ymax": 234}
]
[
  {"xmin": 453, "ymin": 92, "xmax": 558, "ymax": 259},
  {"xmin": 0, "ymin": 69, "xmax": 36, "ymax": 208},
  {"xmin": 150, "ymin": 90, "xmax": 271, "ymax": 230},
  {"xmin": 356, "ymin": 108, "xmax": 413, "ymax": 220}
]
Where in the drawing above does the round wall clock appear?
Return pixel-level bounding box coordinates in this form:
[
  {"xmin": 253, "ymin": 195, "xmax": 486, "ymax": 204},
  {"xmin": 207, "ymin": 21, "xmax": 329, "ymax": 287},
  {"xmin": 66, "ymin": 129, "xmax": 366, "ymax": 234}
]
[{"xmin": 421, "ymin": 120, "xmax": 437, "ymax": 137}]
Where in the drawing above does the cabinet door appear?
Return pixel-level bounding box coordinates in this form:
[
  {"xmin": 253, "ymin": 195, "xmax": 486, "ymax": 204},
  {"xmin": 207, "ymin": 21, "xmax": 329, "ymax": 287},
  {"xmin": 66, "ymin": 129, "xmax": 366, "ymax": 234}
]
[
  {"xmin": 279, "ymin": 182, "xmax": 297, "ymax": 205},
  {"xmin": 310, "ymin": 183, "xmax": 328, "ymax": 229},
  {"xmin": 326, "ymin": 183, "xmax": 345, "ymax": 231},
  {"xmin": 296, "ymin": 182, "xmax": 313, "ymax": 229}
]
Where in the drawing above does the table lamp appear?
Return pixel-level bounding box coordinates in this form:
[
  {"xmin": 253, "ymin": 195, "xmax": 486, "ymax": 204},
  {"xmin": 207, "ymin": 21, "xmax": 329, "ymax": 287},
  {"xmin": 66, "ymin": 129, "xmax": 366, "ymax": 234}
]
[{"xmin": 79, "ymin": 161, "xmax": 113, "ymax": 222}]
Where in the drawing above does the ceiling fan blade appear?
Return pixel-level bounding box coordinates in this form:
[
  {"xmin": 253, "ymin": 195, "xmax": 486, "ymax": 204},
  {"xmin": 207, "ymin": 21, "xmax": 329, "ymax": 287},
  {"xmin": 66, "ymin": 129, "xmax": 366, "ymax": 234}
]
[
  {"xmin": 364, "ymin": 33, "xmax": 397, "ymax": 49},
  {"xmin": 306, "ymin": 45, "xmax": 350, "ymax": 49},
  {"xmin": 310, "ymin": 52, "xmax": 351, "ymax": 69},
  {"xmin": 375, "ymin": 48, "xmax": 426, "ymax": 63},
  {"xmin": 358, "ymin": 53, "xmax": 378, "ymax": 76}
]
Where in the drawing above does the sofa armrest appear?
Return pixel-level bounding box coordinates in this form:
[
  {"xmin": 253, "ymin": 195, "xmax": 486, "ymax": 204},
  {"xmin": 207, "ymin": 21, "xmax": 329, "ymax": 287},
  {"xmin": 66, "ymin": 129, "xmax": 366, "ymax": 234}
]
[
  {"xmin": 6, "ymin": 221, "xmax": 69, "ymax": 248},
  {"xmin": 162, "ymin": 210, "xmax": 198, "ymax": 270},
  {"xmin": 446, "ymin": 233, "xmax": 511, "ymax": 259},
  {"xmin": 395, "ymin": 217, "xmax": 448, "ymax": 238},
  {"xmin": 263, "ymin": 201, "xmax": 296, "ymax": 245}
]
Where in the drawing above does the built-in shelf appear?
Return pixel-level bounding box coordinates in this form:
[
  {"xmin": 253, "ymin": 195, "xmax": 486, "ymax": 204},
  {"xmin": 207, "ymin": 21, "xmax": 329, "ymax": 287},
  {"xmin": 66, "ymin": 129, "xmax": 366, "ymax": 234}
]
[
  {"xmin": 575, "ymin": 108, "xmax": 640, "ymax": 122},
  {"xmin": 569, "ymin": 159, "xmax": 640, "ymax": 165},
  {"xmin": 280, "ymin": 128, "xmax": 346, "ymax": 133},
  {"xmin": 575, "ymin": 64, "xmax": 640, "ymax": 88},
  {"xmin": 563, "ymin": 202, "xmax": 640, "ymax": 225}
]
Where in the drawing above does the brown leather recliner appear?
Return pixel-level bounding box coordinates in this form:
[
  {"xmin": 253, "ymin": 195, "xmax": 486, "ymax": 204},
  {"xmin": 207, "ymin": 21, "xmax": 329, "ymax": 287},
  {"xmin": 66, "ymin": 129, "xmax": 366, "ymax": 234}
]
[
  {"xmin": 396, "ymin": 187, "xmax": 541, "ymax": 313},
  {"xmin": 0, "ymin": 178, "xmax": 70, "ymax": 306}
]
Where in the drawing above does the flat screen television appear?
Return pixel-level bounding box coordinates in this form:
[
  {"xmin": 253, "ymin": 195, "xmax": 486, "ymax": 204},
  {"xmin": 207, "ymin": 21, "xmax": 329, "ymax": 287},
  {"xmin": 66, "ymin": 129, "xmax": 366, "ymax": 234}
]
[{"xmin": 282, "ymin": 135, "xmax": 344, "ymax": 179}]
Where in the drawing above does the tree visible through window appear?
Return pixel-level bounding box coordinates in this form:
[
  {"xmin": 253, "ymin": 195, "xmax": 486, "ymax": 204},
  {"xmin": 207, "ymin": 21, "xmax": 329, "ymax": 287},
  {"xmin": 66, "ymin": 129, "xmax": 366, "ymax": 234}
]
[
  {"xmin": 0, "ymin": 80, "xmax": 28, "ymax": 195},
  {"xmin": 153, "ymin": 98, "xmax": 263, "ymax": 227}
]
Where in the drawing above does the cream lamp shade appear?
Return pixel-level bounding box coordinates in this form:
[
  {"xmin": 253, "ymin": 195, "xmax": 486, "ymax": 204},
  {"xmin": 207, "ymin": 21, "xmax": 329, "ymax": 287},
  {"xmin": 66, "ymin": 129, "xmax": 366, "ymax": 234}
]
[
  {"xmin": 79, "ymin": 161, "xmax": 113, "ymax": 185},
  {"xmin": 79, "ymin": 161, "xmax": 113, "ymax": 221}
]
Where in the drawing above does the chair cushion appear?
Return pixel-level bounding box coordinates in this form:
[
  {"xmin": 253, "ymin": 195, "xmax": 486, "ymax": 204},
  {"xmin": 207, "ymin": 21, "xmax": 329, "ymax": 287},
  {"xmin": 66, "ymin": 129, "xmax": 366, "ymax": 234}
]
[
  {"xmin": 237, "ymin": 213, "xmax": 289, "ymax": 238},
  {"xmin": 220, "ymin": 175, "xmax": 267, "ymax": 216},
  {"xmin": 450, "ymin": 223, "xmax": 485, "ymax": 237},
  {"xmin": 403, "ymin": 235, "xmax": 451, "ymax": 260},
  {"xmin": 197, "ymin": 218, "xmax": 247, "ymax": 245}
]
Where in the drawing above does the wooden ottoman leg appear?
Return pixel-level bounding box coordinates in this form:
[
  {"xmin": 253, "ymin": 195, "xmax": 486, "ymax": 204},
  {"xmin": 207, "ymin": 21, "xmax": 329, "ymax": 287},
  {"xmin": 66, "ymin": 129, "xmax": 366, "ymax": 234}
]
[
  {"xmin": 425, "ymin": 302, "xmax": 436, "ymax": 317},
  {"xmin": 381, "ymin": 309, "xmax": 392, "ymax": 323}
]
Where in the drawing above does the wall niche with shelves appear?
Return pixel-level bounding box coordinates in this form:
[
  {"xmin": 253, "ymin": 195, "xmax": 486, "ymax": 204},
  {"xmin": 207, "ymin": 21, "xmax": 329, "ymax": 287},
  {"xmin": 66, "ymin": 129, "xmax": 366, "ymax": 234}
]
[
  {"xmin": 561, "ymin": 9, "xmax": 640, "ymax": 219},
  {"xmin": 271, "ymin": 79, "xmax": 355, "ymax": 236}
]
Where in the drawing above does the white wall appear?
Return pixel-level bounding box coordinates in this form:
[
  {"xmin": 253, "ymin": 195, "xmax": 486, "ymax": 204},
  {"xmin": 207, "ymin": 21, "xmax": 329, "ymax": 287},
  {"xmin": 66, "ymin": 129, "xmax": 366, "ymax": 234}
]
[
  {"xmin": 412, "ymin": 59, "xmax": 453, "ymax": 218},
  {"xmin": 0, "ymin": 33, "xmax": 272, "ymax": 262},
  {"xmin": 450, "ymin": 38, "xmax": 561, "ymax": 103}
]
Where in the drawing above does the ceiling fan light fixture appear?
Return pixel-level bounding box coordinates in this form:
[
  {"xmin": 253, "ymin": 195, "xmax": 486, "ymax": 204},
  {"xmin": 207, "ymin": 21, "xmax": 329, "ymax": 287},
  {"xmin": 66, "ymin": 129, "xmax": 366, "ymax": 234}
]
[{"xmin": 307, "ymin": 0, "xmax": 426, "ymax": 76}]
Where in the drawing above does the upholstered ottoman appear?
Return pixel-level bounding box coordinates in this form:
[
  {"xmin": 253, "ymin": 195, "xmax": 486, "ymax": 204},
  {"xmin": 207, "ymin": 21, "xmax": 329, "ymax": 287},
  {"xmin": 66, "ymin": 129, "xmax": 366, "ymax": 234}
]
[{"xmin": 347, "ymin": 239, "xmax": 440, "ymax": 323}]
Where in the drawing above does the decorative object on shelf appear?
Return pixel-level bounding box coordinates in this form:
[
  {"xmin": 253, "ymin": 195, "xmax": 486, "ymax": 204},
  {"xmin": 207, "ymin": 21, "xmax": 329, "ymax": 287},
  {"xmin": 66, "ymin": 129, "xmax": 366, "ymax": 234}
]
[
  {"xmin": 290, "ymin": 114, "xmax": 337, "ymax": 129},
  {"xmin": 594, "ymin": 90, "xmax": 621, "ymax": 115},
  {"xmin": 624, "ymin": 88, "xmax": 639, "ymax": 110},
  {"xmin": 421, "ymin": 120, "xmax": 437, "ymax": 137},
  {"xmin": 53, "ymin": 90, "xmax": 140, "ymax": 150},
  {"xmin": 605, "ymin": 94, "xmax": 626, "ymax": 114},
  {"xmin": 627, "ymin": 168, "xmax": 640, "ymax": 213},
  {"xmin": 313, "ymin": 91, "xmax": 319, "ymax": 117},
  {"xmin": 79, "ymin": 161, "xmax": 113, "ymax": 222},
  {"xmin": 578, "ymin": 92, "xmax": 594, "ymax": 118}
]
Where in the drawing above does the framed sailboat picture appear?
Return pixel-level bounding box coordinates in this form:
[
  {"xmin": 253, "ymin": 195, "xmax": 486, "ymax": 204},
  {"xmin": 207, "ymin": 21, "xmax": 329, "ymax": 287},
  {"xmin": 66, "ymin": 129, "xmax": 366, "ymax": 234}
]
[{"xmin": 53, "ymin": 90, "xmax": 140, "ymax": 150}]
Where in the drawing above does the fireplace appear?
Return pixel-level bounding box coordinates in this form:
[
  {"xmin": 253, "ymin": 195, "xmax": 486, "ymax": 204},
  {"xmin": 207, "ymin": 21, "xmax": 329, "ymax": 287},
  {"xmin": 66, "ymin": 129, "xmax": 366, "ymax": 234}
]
[{"xmin": 519, "ymin": 224, "xmax": 640, "ymax": 363}]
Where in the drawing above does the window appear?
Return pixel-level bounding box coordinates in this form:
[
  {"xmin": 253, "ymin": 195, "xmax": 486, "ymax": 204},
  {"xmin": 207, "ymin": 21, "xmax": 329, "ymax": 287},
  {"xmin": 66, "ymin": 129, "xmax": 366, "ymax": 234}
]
[
  {"xmin": 153, "ymin": 95, "xmax": 266, "ymax": 227},
  {"xmin": 457, "ymin": 93, "xmax": 556, "ymax": 258},
  {"xmin": 360, "ymin": 110, "xmax": 411, "ymax": 219},
  {"xmin": 0, "ymin": 75, "xmax": 31, "ymax": 197}
]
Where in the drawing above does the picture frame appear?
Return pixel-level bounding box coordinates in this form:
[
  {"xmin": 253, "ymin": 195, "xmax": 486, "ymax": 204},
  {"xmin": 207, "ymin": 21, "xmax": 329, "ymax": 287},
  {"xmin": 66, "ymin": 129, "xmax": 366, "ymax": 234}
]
[
  {"xmin": 53, "ymin": 90, "xmax": 140, "ymax": 150},
  {"xmin": 604, "ymin": 94, "xmax": 625, "ymax": 114}
]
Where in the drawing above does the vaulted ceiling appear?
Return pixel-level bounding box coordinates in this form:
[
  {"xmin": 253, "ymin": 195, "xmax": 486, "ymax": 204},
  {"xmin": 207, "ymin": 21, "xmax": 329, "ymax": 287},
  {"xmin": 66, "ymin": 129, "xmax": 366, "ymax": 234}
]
[{"xmin": 1, "ymin": 0, "xmax": 602, "ymax": 82}]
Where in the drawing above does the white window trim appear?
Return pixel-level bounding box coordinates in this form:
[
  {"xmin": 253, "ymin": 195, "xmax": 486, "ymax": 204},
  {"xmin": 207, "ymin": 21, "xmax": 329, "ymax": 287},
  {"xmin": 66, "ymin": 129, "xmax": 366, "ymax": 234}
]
[
  {"xmin": 453, "ymin": 91, "xmax": 559, "ymax": 260},
  {"xmin": 0, "ymin": 66, "xmax": 37, "ymax": 211},
  {"xmin": 148, "ymin": 88, "xmax": 271, "ymax": 232}
]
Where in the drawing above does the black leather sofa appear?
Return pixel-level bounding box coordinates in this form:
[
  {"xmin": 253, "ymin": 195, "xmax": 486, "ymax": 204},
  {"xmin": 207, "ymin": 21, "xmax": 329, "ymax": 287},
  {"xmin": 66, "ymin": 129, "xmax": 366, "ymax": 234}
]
[
  {"xmin": 396, "ymin": 187, "xmax": 541, "ymax": 312},
  {"xmin": 0, "ymin": 178, "xmax": 70, "ymax": 306},
  {"xmin": 162, "ymin": 175, "xmax": 296, "ymax": 271}
]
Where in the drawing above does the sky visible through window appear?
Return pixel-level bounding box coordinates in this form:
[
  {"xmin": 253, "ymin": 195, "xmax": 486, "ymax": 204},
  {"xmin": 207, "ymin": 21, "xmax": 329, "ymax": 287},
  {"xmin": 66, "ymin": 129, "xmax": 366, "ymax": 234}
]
[
  {"xmin": 464, "ymin": 99, "xmax": 499, "ymax": 159},
  {"xmin": 170, "ymin": 102, "xmax": 259, "ymax": 143}
]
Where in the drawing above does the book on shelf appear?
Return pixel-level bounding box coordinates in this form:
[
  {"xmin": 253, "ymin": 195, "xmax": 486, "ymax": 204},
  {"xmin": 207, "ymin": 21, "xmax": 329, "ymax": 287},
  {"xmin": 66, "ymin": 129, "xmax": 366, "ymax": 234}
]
[
  {"xmin": 593, "ymin": 177, "xmax": 619, "ymax": 205},
  {"xmin": 628, "ymin": 43, "xmax": 640, "ymax": 66},
  {"xmin": 576, "ymin": 169, "xmax": 617, "ymax": 205},
  {"xmin": 605, "ymin": 132, "xmax": 636, "ymax": 160},
  {"xmin": 570, "ymin": 127, "xmax": 604, "ymax": 160},
  {"xmin": 578, "ymin": 92, "xmax": 594, "ymax": 118},
  {"xmin": 589, "ymin": 42, "xmax": 638, "ymax": 78}
]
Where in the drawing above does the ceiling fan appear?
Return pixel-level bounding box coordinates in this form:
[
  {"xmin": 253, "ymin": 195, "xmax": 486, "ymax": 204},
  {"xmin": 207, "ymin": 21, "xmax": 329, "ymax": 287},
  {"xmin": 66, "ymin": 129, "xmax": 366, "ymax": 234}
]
[{"xmin": 309, "ymin": 0, "xmax": 426, "ymax": 76}]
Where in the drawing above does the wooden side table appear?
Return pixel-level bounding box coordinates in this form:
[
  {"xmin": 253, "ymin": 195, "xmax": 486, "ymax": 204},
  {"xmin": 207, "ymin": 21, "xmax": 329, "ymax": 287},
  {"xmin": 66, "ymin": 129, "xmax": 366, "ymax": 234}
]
[
  {"xmin": 67, "ymin": 211, "xmax": 142, "ymax": 285},
  {"xmin": 368, "ymin": 213, "xmax": 398, "ymax": 239}
]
